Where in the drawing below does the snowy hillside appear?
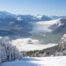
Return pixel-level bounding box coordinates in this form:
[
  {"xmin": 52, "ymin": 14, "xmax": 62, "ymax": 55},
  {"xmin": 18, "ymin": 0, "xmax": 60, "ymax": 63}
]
[
  {"xmin": 1, "ymin": 56, "xmax": 66, "ymax": 66},
  {"xmin": 11, "ymin": 38, "xmax": 57, "ymax": 51},
  {"xmin": 32, "ymin": 17, "xmax": 66, "ymax": 34},
  {"xmin": 32, "ymin": 18, "xmax": 63, "ymax": 33},
  {"xmin": 31, "ymin": 18, "xmax": 66, "ymax": 43}
]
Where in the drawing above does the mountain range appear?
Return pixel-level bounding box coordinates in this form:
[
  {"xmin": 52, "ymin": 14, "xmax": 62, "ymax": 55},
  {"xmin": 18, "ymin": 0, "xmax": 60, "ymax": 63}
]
[
  {"xmin": 0, "ymin": 11, "xmax": 66, "ymax": 43},
  {"xmin": 31, "ymin": 17, "xmax": 66, "ymax": 43}
]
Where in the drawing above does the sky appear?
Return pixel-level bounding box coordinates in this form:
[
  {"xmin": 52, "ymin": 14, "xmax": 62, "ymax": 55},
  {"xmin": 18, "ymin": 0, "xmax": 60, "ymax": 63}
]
[{"xmin": 0, "ymin": 0, "xmax": 66, "ymax": 16}]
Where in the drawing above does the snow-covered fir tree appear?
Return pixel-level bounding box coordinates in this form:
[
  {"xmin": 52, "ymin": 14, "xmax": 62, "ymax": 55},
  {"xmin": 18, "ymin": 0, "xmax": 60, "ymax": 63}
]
[
  {"xmin": 59, "ymin": 34, "xmax": 66, "ymax": 49},
  {"xmin": 0, "ymin": 37, "xmax": 21, "ymax": 63}
]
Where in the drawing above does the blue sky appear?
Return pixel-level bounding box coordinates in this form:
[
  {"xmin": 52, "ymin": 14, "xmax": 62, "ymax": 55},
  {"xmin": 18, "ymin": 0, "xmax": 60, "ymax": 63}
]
[{"xmin": 0, "ymin": 0, "xmax": 66, "ymax": 16}]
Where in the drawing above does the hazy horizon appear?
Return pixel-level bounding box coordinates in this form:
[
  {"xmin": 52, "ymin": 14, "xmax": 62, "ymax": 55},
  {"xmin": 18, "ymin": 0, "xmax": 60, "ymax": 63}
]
[{"xmin": 0, "ymin": 0, "xmax": 66, "ymax": 16}]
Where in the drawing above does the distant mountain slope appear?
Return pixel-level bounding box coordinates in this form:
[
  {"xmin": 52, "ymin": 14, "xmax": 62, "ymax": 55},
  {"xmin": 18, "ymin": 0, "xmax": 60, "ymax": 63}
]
[
  {"xmin": 41, "ymin": 15, "xmax": 52, "ymax": 21},
  {"xmin": 31, "ymin": 17, "xmax": 66, "ymax": 43},
  {"xmin": 0, "ymin": 11, "xmax": 36, "ymax": 37},
  {"xmin": 0, "ymin": 11, "xmax": 65, "ymax": 39},
  {"xmin": 53, "ymin": 17, "xmax": 66, "ymax": 34},
  {"xmin": 32, "ymin": 17, "xmax": 66, "ymax": 34}
]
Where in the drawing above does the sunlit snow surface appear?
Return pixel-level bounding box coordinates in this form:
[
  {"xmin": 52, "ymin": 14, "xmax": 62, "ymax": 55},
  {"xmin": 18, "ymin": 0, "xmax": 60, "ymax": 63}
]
[
  {"xmin": 11, "ymin": 38, "xmax": 57, "ymax": 51},
  {"xmin": 1, "ymin": 56, "xmax": 66, "ymax": 66},
  {"xmin": 0, "ymin": 36, "xmax": 58, "ymax": 51}
]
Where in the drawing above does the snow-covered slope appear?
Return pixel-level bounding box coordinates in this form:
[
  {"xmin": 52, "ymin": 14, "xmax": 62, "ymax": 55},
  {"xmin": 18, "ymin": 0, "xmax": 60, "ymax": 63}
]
[
  {"xmin": 10, "ymin": 38, "xmax": 57, "ymax": 51},
  {"xmin": 1, "ymin": 56, "xmax": 66, "ymax": 66},
  {"xmin": 36, "ymin": 15, "xmax": 52, "ymax": 21},
  {"xmin": 32, "ymin": 18, "xmax": 63, "ymax": 33},
  {"xmin": 31, "ymin": 18, "xmax": 66, "ymax": 43},
  {"xmin": 32, "ymin": 17, "xmax": 66, "ymax": 34}
]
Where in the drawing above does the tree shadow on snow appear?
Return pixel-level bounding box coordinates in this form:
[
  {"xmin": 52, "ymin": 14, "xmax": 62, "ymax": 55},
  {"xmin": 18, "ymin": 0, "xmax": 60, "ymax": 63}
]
[
  {"xmin": 22, "ymin": 57, "xmax": 39, "ymax": 61},
  {"xmin": 1, "ymin": 60, "xmax": 40, "ymax": 66}
]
